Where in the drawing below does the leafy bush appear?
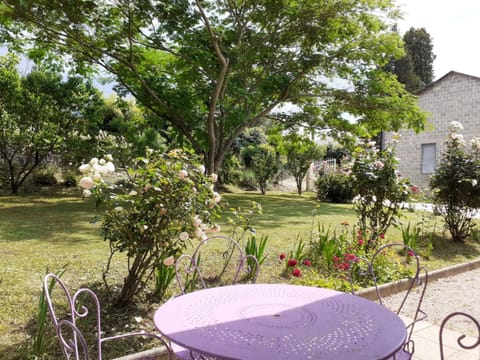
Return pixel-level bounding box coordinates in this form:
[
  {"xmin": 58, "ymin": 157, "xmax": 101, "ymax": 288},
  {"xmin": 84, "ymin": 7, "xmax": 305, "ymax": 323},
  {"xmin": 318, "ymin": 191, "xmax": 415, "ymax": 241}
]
[
  {"xmin": 32, "ymin": 171, "xmax": 57, "ymax": 186},
  {"xmin": 62, "ymin": 172, "xmax": 77, "ymax": 187},
  {"xmin": 79, "ymin": 149, "xmax": 221, "ymax": 307},
  {"xmin": 430, "ymin": 121, "xmax": 480, "ymax": 242},
  {"xmin": 240, "ymin": 144, "xmax": 280, "ymax": 194},
  {"xmin": 351, "ymin": 139, "xmax": 412, "ymax": 250},
  {"xmin": 316, "ymin": 171, "xmax": 354, "ymax": 203}
]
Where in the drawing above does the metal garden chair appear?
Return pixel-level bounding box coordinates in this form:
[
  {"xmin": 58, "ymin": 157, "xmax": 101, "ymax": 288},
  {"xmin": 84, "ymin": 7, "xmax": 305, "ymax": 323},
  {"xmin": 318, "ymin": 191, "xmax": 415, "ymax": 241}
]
[
  {"xmin": 172, "ymin": 235, "xmax": 260, "ymax": 359},
  {"xmin": 439, "ymin": 311, "xmax": 480, "ymax": 359},
  {"xmin": 43, "ymin": 273, "xmax": 173, "ymax": 360},
  {"xmin": 348, "ymin": 243, "xmax": 429, "ymax": 360},
  {"xmin": 174, "ymin": 235, "xmax": 260, "ymax": 295}
]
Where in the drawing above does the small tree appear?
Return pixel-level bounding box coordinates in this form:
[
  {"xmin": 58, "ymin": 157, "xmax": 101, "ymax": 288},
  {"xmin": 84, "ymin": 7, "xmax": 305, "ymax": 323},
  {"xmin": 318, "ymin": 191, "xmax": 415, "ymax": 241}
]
[
  {"xmin": 351, "ymin": 138, "xmax": 412, "ymax": 250},
  {"xmin": 79, "ymin": 149, "xmax": 221, "ymax": 307},
  {"xmin": 241, "ymin": 144, "xmax": 280, "ymax": 195},
  {"xmin": 430, "ymin": 122, "xmax": 480, "ymax": 242},
  {"xmin": 282, "ymin": 134, "xmax": 324, "ymax": 195}
]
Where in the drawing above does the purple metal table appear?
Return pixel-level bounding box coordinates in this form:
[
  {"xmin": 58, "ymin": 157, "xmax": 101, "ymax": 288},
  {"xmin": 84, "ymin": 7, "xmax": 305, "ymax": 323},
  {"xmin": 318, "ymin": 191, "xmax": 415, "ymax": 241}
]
[{"xmin": 154, "ymin": 284, "xmax": 406, "ymax": 360}]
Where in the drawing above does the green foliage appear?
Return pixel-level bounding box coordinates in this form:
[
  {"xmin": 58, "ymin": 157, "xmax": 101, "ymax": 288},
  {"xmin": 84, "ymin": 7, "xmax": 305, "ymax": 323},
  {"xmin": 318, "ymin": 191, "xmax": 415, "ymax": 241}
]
[
  {"xmin": 403, "ymin": 27, "xmax": 435, "ymax": 87},
  {"xmin": 245, "ymin": 234, "xmax": 268, "ymax": 278},
  {"xmin": 32, "ymin": 171, "xmax": 57, "ymax": 187},
  {"xmin": 430, "ymin": 122, "xmax": 480, "ymax": 242},
  {"xmin": 1, "ymin": 0, "xmax": 426, "ymax": 174},
  {"xmin": 316, "ymin": 171, "xmax": 354, "ymax": 203},
  {"xmin": 31, "ymin": 264, "xmax": 69, "ymax": 358},
  {"xmin": 400, "ymin": 222, "xmax": 420, "ymax": 251},
  {"xmin": 79, "ymin": 149, "xmax": 221, "ymax": 307},
  {"xmin": 0, "ymin": 53, "xmax": 103, "ymax": 194},
  {"xmin": 351, "ymin": 139, "xmax": 412, "ymax": 250},
  {"xmin": 241, "ymin": 144, "xmax": 280, "ymax": 195},
  {"xmin": 282, "ymin": 133, "xmax": 324, "ymax": 195}
]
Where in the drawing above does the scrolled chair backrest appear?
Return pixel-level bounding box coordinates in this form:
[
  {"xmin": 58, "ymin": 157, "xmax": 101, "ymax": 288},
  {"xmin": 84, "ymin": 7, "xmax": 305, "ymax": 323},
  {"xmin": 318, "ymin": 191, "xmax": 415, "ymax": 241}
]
[
  {"xmin": 439, "ymin": 311, "xmax": 480, "ymax": 360},
  {"xmin": 175, "ymin": 235, "xmax": 260, "ymax": 295},
  {"xmin": 347, "ymin": 243, "xmax": 429, "ymax": 358},
  {"xmin": 43, "ymin": 273, "xmax": 103, "ymax": 360}
]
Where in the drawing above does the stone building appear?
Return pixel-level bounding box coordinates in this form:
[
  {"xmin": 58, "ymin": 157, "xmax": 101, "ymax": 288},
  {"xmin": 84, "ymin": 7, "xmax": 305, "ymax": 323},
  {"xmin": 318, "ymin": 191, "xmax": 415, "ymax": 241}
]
[{"xmin": 383, "ymin": 71, "xmax": 480, "ymax": 191}]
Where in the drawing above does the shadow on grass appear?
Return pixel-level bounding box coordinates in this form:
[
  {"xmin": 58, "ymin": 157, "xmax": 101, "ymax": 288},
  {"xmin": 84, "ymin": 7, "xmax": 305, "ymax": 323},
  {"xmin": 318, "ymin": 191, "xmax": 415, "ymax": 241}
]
[{"xmin": 429, "ymin": 233, "xmax": 480, "ymax": 261}]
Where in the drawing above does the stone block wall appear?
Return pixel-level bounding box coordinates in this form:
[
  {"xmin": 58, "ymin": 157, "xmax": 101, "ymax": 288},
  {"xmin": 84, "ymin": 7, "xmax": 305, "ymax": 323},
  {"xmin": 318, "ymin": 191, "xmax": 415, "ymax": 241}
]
[{"xmin": 384, "ymin": 71, "xmax": 480, "ymax": 191}]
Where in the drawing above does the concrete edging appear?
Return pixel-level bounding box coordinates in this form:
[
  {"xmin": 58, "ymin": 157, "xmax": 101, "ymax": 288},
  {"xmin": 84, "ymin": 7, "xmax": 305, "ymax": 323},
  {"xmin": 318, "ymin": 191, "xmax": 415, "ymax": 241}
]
[{"xmin": 357, "ymin": 257, "xmax": 480, "ymax": 300}]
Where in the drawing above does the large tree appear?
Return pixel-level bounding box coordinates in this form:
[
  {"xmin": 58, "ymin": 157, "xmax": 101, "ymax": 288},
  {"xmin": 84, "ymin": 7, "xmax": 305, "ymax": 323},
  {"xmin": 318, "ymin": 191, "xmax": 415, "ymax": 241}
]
[
  {"xmin": 0, "ymin": 0, "xmax": 426, "ymax": 174},
  {"xmin": 0, "ymin": 54, "xmax": 103, "ymax": 194},
  {"xmin": 386, "ymin": 27, "xmax": 435, "ymax": 93},
  {"xmin": 403, "ymin": 27, "xmax": 435, "ymax": 87}
]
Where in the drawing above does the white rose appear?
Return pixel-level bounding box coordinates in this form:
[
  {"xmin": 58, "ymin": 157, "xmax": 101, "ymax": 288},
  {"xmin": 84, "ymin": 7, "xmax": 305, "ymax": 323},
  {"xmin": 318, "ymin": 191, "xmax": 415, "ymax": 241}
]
[
  {"xmin": 211, "ymin": 173, "xmax": 218, "ymax": 183},
  {"xmin": 198, "ymin": 165, "xmax": 205, "ymax": 174},
  {"xmin": 178, "ymin": 169, "xmax": 188, "ymax": 180},
  {"xmin": 105, "ymin": 154, "xmax": 113, "ymax": 161},
  {"xmin": 78, "ymin": 164, "xmax": 90, "ymax": 173},
  {"xmin": 82, "ymin": 189, "xmax": 92, "ymax": 198},
  {"xmin": 179, "ymin": 232, "xmax": 189, "ymax": 241},
  {"xmin": 79, "ymin": 176, "xmax": 94, "ymax": 189}
]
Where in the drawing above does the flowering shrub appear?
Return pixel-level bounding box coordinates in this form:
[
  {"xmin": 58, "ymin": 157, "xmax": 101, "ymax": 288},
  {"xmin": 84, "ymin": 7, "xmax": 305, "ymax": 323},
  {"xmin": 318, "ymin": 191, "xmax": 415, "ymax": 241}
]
[
  {"xmin": 79, "ymin": 149, "xmax": 221, "ymax": 307},
  {"xmin": 430, "ymin": 121, "xmax": 480, "ymax": 242},
  {"xmin": 351, "ymin": 139, "xmax": 412, "ymax": 250}
]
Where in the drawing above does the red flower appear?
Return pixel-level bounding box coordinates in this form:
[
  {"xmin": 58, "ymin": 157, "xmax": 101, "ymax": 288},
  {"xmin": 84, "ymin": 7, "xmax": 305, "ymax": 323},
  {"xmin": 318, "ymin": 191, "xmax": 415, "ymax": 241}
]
[
  {"xmin": 379, "ymin": 233, "xmax": 385, "ymax": 239},
  {"xmin": 411, "ymin": 185, "xmax": 419, "ymax": 194},
  {"xmin": 303, "ymin": 259, "xmax": 312, "ymax": 267},
  {"xmin": 332, "ymin": 255, "xmax": 340, "ymax": 262},
  {"xmin": 287, "ymin": 259, "xmax": 298, "ymax": 267},
  {"xmin": 358, "ymin": 239, "xmax": 364, "ymax": 246},
  {"xmin": 279, "ymin": 253, "xmax": 286, "ymax": 260},
  {"xmin": 292, "ymin": 268, "xmax": 302, "ymax": 277},
  {"xmin": 407, "ymin": 250, "xmax": 415, "ymax": 257}
]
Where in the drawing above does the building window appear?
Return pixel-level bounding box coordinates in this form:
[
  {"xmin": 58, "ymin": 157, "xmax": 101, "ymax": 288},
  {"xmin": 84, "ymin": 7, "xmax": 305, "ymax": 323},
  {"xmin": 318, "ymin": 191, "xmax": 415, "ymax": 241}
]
[{"xmin": 421, "ymin": 143, "xmax": 436, "ymax": 173}]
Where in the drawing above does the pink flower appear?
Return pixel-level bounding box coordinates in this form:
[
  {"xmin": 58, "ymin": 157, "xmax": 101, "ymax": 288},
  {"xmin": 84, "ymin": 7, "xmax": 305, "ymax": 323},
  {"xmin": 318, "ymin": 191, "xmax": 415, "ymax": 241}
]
[
  {"xmin": 79, "ymin": 176, "xmax": 94, "ymax": 189},
  {"xmin": 287, "ymin": 259, "xmax": 298, "ymax": 267},
  {"xmin": 358, "ymin": 239, "xmax": 364, "ymax": 246},
  {"xmin": 279, "ymin": 253, "xmax": 286, "ymax": 260},
  {"xmin": 163, "ymin": 256, "xmax": 175, "ymax": 267},
  {"xmin": 379, "ymin": 233, "xmax": 385, "ymax": 239},
  {"xmin": 303, "ymin": 259, "xmax": 312, "ymax": 267},
  {"xmin": 408, "ymin": 250, "xmax": 415, "ymax": 257},
  {"xmin": 292, "ymin": 268, "xmax": 302, "ymax": 277}
]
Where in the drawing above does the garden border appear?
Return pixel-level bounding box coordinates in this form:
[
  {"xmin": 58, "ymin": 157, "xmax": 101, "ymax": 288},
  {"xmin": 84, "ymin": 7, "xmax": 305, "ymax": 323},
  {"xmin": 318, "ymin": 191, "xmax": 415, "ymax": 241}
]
[{"xmin": 357, "ymin": 257, "xmax": 480, "ymax": 300}]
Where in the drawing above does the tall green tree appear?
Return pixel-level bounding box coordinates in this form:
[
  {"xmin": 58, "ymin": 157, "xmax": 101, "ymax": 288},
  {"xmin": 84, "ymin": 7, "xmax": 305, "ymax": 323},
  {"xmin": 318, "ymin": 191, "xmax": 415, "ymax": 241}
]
[
  {"xmin": 282, "ymin": 133, "xmax": 324, "ymax": 196},
  {"xmin": 0, "ymin": 54, "xmax": 102, "ymax": 194},
  {"xmin": 403, "ymin": 27, "xmax": 435, "ymax": 87},
  {"xmin": 0, "ymin": 1, "xmax": 426, "ymax": 174},
  {"xmin": 386, "ymin": 27, "xmax": 435, "ymax": 93}
]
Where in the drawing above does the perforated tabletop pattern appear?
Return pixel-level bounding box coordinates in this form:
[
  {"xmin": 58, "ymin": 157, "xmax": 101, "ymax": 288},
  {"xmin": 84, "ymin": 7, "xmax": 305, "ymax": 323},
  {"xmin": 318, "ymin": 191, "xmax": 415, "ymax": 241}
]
[{"xmin": 154, "ymin": 284, "xmax": 406, "ymax": 360}]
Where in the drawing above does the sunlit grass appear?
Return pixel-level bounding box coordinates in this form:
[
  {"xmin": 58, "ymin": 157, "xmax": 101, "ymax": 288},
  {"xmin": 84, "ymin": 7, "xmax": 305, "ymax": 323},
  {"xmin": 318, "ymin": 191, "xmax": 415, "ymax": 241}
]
[{"xmin": 1, "ymin": 191, "xmax": 480, "ymax": 359}]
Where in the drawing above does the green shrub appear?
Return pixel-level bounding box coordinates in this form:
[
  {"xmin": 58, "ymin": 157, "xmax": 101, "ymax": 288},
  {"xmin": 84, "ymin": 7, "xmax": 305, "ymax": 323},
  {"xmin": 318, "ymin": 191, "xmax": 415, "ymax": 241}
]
[
  {"xmin": 32, "ymin": 171, "xmax": 57, "ymax": 186},
  {"xmin": 315, "ymin": 171, "xmax": 354, "ymax": 203},
  {"xmin": 430, "ymin": 121, "xmax": 480, "ymax": 242},
  {"xmin": 62, "ymin": 172, "xmax": 77, "ymax": 187}
]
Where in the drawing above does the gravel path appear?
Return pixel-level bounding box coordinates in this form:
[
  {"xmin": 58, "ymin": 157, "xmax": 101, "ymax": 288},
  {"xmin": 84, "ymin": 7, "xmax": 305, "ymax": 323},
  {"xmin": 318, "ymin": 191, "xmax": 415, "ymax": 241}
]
[{"xmin": 384, "ymin": 267, "xmax": 480, "ymax": 335}]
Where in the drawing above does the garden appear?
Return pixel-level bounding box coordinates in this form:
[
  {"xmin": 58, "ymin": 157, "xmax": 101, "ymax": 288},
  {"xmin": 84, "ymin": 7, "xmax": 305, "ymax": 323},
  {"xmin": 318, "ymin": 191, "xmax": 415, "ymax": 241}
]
[
  {"xmin": 2, "ymin": 121, "xmax": 480, "ymax": 359},
  {"xmin": 0, "ymin": 2, "xmax": 472, "ymax": 359}
]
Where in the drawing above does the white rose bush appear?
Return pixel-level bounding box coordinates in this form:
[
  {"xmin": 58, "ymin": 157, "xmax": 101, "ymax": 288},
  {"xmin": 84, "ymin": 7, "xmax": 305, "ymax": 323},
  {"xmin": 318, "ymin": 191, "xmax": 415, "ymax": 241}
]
[
  {"xmin": 351, "ymin": 140, "xmax": 413, "ymax": 251},
  {"xmin": 430, "ymin": 122, "xmax": 480, "ymax": 242},
  {"xmin": 79, "ymin": 148, "xmax": 221, "ymax": 307}
]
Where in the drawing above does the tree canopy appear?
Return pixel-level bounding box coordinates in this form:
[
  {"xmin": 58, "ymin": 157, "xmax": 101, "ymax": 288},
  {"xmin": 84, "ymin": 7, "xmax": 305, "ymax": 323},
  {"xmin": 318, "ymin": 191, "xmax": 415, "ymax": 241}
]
[
  {"xmin": 385, "ymin": 27, "xmax": 435, "ymax": 93},
  {"xmin": 0, "ymin": 54, "xmax": 103, "ymax": 194},
  {"xmin": 0, "ymin": 0, "xmax": 426, "ymax": 173}
]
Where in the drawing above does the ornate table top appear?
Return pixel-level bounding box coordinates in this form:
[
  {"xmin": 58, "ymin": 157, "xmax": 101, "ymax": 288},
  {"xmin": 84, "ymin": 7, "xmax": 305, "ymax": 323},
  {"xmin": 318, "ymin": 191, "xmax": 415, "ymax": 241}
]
[{"xmin": 154, "ymin": 284, "xmax": 406, "ymax": 360}]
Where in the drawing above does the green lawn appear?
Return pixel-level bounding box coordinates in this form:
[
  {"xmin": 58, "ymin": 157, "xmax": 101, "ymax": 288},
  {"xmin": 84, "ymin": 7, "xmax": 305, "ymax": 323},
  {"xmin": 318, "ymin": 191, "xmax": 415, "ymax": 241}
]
[{"xmin": 1, "ymin": 191, "xmax": 480, "ymax": 359}]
